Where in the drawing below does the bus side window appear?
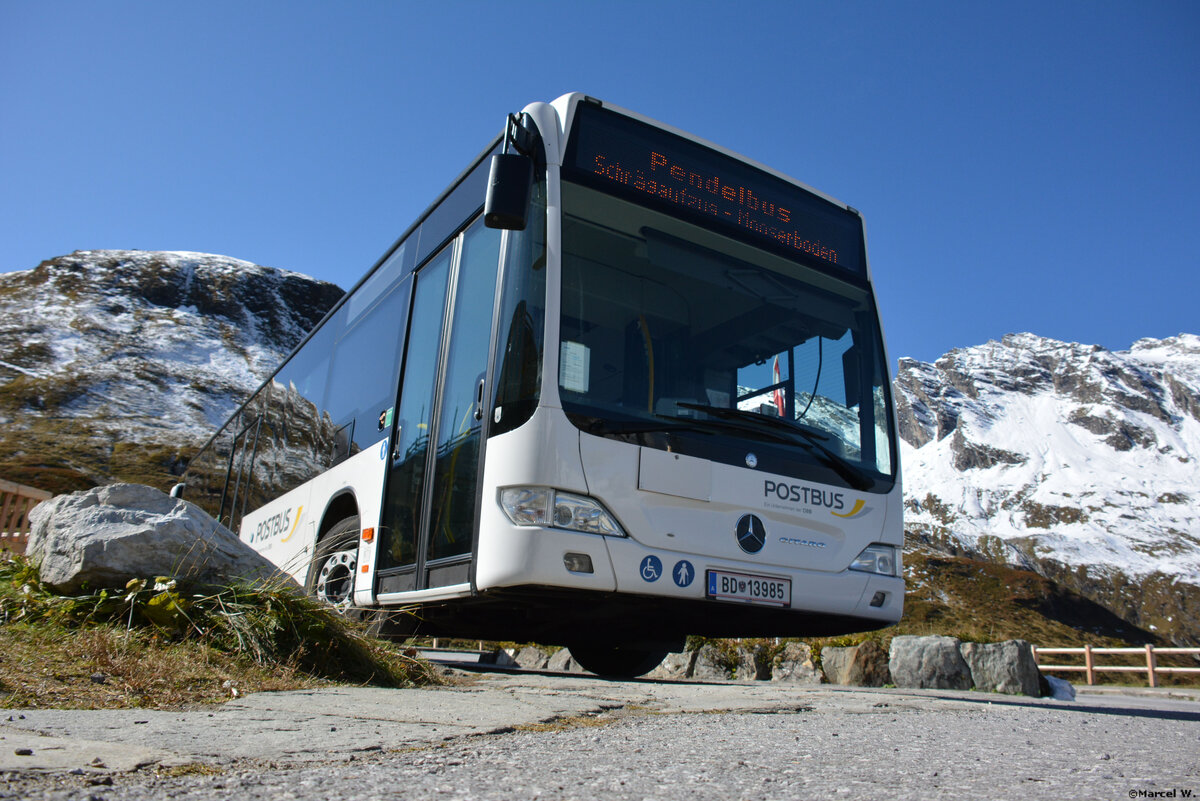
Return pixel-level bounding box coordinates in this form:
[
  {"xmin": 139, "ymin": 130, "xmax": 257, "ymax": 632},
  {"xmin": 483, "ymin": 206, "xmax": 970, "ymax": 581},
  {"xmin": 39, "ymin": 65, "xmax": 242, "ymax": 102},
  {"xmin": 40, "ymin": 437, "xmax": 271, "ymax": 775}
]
[
  {"xmin": 267, "ymin": 326, "xmax": 336, "ymax": 496},
  {"xmin": 322, "ymin": 278, "xmax": 412, "ymax": 455}
]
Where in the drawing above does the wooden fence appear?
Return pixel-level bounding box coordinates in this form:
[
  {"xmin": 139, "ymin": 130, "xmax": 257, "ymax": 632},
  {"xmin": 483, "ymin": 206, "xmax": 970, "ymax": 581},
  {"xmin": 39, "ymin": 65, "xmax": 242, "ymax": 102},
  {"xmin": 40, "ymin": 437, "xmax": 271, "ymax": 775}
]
[
  {"xmin": 1033, "ymin": 644, "xmax": 1200, "ymax": 688},
  {"xmin": 0, "ymin": 479, "xmax": 53, "ymax": 554}
]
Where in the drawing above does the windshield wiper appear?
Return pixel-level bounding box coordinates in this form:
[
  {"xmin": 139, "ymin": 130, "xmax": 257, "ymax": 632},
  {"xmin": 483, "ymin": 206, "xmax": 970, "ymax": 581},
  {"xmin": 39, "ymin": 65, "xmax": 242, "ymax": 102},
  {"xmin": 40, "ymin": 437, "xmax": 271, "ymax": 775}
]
[
  {"xmin": 576, "ymin": 417, "xmax": 695, "ymax": 437},
  {"xmin": 674, "ymin": 402, "xmax": 874, "ymax": 491}
]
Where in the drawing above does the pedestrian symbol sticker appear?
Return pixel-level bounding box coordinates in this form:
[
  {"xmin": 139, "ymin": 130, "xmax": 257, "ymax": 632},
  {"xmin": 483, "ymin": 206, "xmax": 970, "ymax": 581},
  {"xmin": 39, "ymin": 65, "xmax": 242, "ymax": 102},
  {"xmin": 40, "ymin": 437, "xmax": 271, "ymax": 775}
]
[
  {"xmin": 673, "ymin": 560, "xmax": 695, "ymax": 588},
  {"xmin": 639, "ymin": 555, "xmax": 662, "ymax": 583}
]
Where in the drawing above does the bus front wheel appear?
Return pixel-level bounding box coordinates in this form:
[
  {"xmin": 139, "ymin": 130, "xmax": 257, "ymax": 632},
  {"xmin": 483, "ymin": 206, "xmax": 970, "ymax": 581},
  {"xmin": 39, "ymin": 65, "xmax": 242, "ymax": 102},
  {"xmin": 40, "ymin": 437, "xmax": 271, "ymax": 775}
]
[
  {"xmin": 306, "ymin": 515, "xmax": 359, "ymax": 610},
  {"xmin": 567, "ymin": 644, "xmax": 669, "ymax": 679}
]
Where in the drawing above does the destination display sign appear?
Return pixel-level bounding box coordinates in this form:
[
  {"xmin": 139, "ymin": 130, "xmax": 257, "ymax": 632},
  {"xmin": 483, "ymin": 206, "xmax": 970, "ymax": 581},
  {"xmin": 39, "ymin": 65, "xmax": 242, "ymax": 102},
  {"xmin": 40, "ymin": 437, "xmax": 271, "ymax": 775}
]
[{"xmin": 564, "ymin": 103, "xmax": 865, "ymax": 276}]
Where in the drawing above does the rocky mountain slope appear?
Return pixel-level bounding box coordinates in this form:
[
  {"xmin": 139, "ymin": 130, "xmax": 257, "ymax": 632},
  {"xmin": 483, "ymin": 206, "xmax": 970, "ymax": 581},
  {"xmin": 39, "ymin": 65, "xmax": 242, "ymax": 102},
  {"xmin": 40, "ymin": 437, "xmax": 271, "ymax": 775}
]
[
  {"xmin": 0, "ymin": 251, "xmax": 343, "ymax": 493},
  {"xmin": 896, "ymin": 333, "xmax": 1200, "ymax": 645}
]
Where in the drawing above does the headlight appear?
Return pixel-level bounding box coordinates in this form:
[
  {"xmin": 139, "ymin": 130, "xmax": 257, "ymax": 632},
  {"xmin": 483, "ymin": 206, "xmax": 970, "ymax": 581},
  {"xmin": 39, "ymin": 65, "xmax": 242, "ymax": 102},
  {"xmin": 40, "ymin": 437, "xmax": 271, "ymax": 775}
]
[
  {"xmin": 849, "ymin": 544, "xmax": 897, "ymax": 576},
  {"xmin": 499, "ymin": 487, "xmax": 626, "ymax": 537},
  {"xmin": 499, "ymin": 487, "xmax": 554, "ymax": 526}
]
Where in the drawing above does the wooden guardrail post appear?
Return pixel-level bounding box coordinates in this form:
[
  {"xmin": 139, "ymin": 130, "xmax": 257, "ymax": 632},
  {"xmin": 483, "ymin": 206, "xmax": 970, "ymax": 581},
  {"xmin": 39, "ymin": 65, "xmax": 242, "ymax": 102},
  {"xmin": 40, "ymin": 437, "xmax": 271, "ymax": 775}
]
[
  {"xmin": 0, "ymin": 478, "xmax": 53, "ymax": 554},
  {"xmin": 1145, "ymin": 643, "xmax": 1158, "ymax": 688},
  {"xmin": 1084, "ymin": 643, "xmax": 1095, "ymax": 685}
]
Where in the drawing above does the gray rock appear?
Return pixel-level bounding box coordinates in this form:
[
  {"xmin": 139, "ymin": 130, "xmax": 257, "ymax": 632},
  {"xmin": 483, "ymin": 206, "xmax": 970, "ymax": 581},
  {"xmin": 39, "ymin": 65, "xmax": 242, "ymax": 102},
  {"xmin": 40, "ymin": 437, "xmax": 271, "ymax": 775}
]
[
  {"xmin": 26, "ymin": 483, "xmax": 292, "ymax": 593},
  {"xmin": 736, "ymin": 643, "xmax": 773, "ymax": 681},
  {"xmin": 546, "ymin": 648, "xmax": 586, "ymax": 673},
  {"xmin": 771, "ymin": 642, "xmax": 822, "ymax": 684},
  {"xmin": 820, "ymin": 646, "xmax": 852, "ymax": 683},
  {"xmin": 691, "ymin": 644, "xmax": 733, "ymax": 680},
  {"xmin": 960, "ymin": 640, "xmax": 1042, "ymax": 696},
  {"xmin": 821, "ymin": 640, "xmax": 890, "ymax": 686},
  {"xmin": 492, "ymin": 649, "xmax": 520, "ymax": 667},
  {"xmin": 512, "ymin": 646, "xmax": 551, "ymax": 670},
  {"xmin": 646, "ymin": 651, "xmax": 693, "ymax": 680},
  {"xmin": 888, "ymin": 635, "xmax": 971, "ymax": 690},
  {"xmin": 1044, "ymin": 675, "xmax": 1076, "ymax": 701}
]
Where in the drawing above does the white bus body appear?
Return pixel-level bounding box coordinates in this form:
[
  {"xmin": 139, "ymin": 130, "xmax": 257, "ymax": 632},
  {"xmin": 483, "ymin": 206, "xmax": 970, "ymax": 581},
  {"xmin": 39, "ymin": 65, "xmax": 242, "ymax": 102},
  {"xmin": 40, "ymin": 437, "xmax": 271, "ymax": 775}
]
[{"xmin": 185, "ymin": 94, "xmax": 903, "ymax": 676}]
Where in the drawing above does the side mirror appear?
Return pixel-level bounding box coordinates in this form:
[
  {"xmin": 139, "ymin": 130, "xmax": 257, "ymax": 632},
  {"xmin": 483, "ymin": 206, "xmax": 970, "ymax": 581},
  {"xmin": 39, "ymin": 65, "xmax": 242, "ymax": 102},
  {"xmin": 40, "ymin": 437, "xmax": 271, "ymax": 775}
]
[{"xmin": 484, "ymin": 153, "xmax": 533, "ymax": 230}]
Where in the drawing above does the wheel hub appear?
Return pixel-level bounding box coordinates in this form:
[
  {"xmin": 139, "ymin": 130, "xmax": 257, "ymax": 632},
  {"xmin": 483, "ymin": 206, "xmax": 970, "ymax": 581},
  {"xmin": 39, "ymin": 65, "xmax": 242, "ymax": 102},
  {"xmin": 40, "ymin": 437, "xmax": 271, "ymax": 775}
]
[{"xmin": 315, "ymin": 549, "xmax": 357, "ymax": 608}]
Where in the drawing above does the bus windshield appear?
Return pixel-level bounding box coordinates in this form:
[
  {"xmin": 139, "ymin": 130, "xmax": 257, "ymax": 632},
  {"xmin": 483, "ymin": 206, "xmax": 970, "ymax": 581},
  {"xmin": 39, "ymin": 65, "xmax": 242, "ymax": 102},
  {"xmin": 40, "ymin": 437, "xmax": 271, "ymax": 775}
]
[{"xmin": 558, "ymin": 172, "xmax": 895, "ymax": 492}]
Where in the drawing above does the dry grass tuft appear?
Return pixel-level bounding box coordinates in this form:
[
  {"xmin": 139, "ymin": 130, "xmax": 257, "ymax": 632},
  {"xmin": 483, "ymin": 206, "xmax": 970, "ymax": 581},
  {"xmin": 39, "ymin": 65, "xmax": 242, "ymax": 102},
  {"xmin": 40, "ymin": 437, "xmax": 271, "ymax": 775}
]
[{"xmin": 0, "ymin": 556, "xmax": 440, "ymax": 709}]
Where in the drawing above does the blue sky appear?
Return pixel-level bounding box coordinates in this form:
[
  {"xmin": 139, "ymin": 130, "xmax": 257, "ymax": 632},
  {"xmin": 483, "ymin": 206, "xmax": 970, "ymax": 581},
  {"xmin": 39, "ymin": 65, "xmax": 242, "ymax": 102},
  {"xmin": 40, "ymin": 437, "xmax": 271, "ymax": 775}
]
[{"xmin": 2, "ymin": 1, "xmax": 1197, "ymax": 364}]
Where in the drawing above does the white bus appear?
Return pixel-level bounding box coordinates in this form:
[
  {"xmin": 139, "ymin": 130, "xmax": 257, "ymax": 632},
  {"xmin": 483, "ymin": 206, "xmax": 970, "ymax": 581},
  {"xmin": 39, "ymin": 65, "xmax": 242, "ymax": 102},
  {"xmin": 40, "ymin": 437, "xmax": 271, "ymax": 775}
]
[{"xmin": 181, "ymin": 93, "xmax": 903, "ymax": 677}]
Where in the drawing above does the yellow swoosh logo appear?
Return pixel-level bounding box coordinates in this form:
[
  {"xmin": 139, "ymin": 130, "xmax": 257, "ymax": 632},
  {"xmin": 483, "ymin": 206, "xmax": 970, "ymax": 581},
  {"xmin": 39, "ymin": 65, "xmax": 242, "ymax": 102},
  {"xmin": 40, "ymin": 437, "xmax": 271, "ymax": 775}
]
[
  {"xmin": 281, "ymin": 506, "xmax": 303, "ymax": 542},
  {"xmin": 831, "ymin": 499, "xmax": 866, "ymax": 519}
]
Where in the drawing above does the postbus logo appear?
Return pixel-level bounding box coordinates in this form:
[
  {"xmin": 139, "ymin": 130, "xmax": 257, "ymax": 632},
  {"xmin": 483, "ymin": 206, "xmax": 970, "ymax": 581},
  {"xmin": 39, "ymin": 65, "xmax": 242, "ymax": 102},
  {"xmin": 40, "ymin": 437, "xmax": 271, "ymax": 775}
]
[
  {"xmin": 250, "ymin": 505, "xmax": 303, "ymax": 544},
  {"xmin": 831, "ymin": 499, "xmax": 869, "ymax": 520},
  {"xmin": 763, "ymin": 480, "xmax": 870, "ymax": 520}
]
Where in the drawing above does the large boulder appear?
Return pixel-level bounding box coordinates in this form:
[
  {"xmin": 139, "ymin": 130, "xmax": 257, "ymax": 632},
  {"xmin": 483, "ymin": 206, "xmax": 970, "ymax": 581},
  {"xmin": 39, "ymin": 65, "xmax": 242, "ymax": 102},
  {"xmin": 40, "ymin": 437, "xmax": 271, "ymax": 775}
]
[
  {"xmin": 691, "ymin": 643, "xmax": 734, "ymax": 680},
  {"xmin": 736, "ymin": 642, "xmax": 773, "ymax": 681},
  {"xmin": 821, "ymin": 640, "xmax": 891, "ymax": 686},
  {"xmin": 26, "ymin": 483, "xmax": 292, "ymax": 593},
  {"xmin": 771, "ymin": 642, "xmax": 822, "ymax": 684},
  {"xmin": 547, "ymin": 647, "xmax": 586, "ymax": 673},
  {"xmin": 509, "ymin": 645, "xmax": 551, "ymax": 670},
  {"xmin": 960, "ymin": 640, "xmax": 1042, "ymax": 697},
  {"xmin": 491, "ymin": 649, "xmax": 520, "ymax": 667},
  {"xmin": 646, "ymin": 651, "xmax": 693, "ymax": 680},
  {"xmin": 889, "ymin": 635, "xmax": 972, "ymax": 690}
]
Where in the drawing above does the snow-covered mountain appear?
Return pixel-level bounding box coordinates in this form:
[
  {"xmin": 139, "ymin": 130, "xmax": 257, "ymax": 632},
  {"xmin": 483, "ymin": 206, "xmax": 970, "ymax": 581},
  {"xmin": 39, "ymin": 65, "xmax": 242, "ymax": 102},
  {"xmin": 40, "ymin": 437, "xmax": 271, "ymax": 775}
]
[
  {"xmin": 896, "ymin": 333, "xmax": 1200, "ymax": 645},
  {"xmin": 0, "ymin": 250, "xmax": 343, "ymax": 491}
]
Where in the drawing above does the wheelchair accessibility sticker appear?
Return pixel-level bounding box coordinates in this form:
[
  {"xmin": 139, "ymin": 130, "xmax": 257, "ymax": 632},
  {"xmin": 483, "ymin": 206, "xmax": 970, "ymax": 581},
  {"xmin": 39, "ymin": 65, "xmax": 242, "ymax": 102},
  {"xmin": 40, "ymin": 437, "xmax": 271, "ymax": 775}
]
[{"xmin": 639, "ymin": 555, "xmax": 662, "ymax": 583}]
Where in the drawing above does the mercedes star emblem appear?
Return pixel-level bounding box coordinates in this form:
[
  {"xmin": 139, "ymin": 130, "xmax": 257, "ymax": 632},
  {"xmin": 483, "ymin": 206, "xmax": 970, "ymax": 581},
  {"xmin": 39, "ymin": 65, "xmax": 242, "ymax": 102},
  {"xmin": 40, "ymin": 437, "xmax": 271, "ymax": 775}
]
[{"xmin": 735, "ymin": 514, "xmax": 767, "ymax": 554}]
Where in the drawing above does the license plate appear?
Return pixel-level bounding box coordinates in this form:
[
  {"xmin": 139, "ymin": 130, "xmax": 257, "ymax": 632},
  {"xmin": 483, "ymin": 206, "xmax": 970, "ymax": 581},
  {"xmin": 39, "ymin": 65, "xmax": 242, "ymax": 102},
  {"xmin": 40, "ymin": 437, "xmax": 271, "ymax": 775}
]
[{"xmin": 706, "ymin": 570, "xmax": 791, "ymax": 607}]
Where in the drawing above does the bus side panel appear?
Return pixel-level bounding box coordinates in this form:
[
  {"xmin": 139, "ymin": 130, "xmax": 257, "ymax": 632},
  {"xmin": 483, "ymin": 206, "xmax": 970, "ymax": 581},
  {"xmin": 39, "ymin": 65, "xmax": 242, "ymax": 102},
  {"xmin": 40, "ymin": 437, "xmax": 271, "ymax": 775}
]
[
  {"xmin": 238, "ymin": 436, "xmax": 390, "ymax": 596},
  {"xmin": 474, "ymin": 407, "xmax": 618, "ymax": 593},
  {"xmin": 349, "ymin": 437, "xmax": 390, "ymax": 605},
  {"xmin": 239, "ymin": 483, "xmax": 315, "ymax": 585}
]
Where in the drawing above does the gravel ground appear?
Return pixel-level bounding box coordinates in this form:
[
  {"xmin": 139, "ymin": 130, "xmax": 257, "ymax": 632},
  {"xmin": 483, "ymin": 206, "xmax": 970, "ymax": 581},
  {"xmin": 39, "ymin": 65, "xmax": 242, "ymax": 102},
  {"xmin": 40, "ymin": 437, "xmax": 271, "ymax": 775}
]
[{"xmin": 6, "ymin": 689, "xmax": 1199, "ymax": 801}]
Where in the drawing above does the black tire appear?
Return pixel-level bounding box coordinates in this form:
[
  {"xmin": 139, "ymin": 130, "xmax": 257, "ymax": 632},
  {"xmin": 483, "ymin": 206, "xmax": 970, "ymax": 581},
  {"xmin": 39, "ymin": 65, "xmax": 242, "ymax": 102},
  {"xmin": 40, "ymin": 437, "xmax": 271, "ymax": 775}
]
[
  {"xmin": 568, "ymin": 645, "xmax": 670, "ymax": 679},
  {"xmin": 361, "ymin": 608, "xmax": 419, "ymax": 640},
  {"xmin": 305, "ymin": 515, "xmax": 359, "ymax": 610}
]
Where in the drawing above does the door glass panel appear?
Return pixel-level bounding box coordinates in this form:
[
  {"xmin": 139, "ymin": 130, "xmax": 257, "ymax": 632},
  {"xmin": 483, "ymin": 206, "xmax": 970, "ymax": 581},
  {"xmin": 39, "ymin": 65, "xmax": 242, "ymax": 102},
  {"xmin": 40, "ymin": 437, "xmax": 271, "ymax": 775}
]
[
  {"xmin": 379, "ymin": 249, "xmax": 452, "ymax": 570},
  {"xmin": 427, "ymin": 220, "xmax": 502, "ymax": 563}
]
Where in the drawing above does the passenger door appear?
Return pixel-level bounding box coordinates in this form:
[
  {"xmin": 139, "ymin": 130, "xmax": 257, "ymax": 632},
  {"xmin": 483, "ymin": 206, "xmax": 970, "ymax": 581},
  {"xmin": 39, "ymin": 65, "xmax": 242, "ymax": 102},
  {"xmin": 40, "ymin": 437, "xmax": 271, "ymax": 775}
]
[{"xmin": 377, "ymin": 218, "xmax": 502, "ymax": 593}]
